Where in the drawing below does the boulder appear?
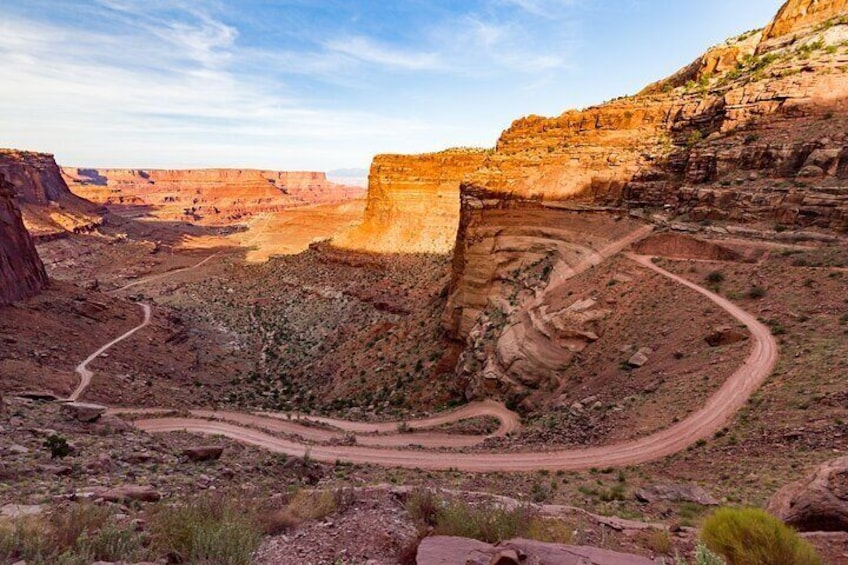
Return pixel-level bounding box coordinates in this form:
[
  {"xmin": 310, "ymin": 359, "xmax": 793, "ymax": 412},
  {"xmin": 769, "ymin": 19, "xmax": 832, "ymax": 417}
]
[
  {"xmin": 416, "ymin": 536, "xmax": 654, "ymax": 565},
  {"xmin": 767, "ymin": 456, "xmax": 848, "ymax": 532},
  {"xmin": 0, "ymin": 504, "xmax": 44, "ymax": 519},
  {"xmin": 100, "ymin": 485, "xmax": 162, "ymax": 503},
  {"xmin": 705, "ymin": 326, "xmax": 749, "ymax": 347},
  {"xmin": 628, "ymin": 348, "xmax": 652, "ymax": 368},
  {"xmin": 62, "ymin": 402, "xmax": 107, "ymax": 423},
  {"xmin": 635, "ymin": 483, "xmax": 719, "ymax": 506},
  {"xmin": 182, "ymin": 446, "xmax": 225, "ymax": 462}
]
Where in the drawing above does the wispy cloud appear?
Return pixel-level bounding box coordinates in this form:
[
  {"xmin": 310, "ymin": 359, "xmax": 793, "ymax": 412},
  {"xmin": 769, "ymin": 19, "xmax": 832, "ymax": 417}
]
[{"xmin": 324, "ymin": 37, "xmax": 443, "ymax": 70}]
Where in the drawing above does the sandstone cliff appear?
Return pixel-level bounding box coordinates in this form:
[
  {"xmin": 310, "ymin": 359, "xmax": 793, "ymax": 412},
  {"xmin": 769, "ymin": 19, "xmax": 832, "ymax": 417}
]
[
  {"xmin": 332, "ymin": 149, "xmax": 488, "ymax": 254},
  {"xmin": 0, "ymin": 150, "xmax": 102, "ymax": 238},
  {"xmin": 442, "ymin": 1, "xmax": 848, "ymax": 403},
  {"xmin": 0, "ymin": 173, "xmax": 48, "ymax": 305},
  {"xmin": 62, "ymin": 168, "xmax": 364, "ymax": 225}
]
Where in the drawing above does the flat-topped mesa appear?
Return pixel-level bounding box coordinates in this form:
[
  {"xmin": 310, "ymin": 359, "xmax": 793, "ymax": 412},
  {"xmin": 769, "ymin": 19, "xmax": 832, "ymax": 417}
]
[
  {"xmin": 0, "ymin": 149, "xmax": 102, "ymax": 238},
  {"xmin": 332, "ymin": 149, "xmax": 488, "ymax": 254},
  {"xmin": 0, "ymin": 173, "xmax": 48, "ymax": 305},
  {"xmin": 61, "ymin": 168, "xmax": 365, "ymax": 225}
]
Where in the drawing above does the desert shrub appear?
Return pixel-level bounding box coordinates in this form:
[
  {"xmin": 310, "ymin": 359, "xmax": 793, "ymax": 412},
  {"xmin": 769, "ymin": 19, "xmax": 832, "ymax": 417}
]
[
  {"xmin": 747, "ymin": 286, "xmax": 767, "ymax": 299},
  {"xmin": 701, "ymin": 507, "xmax": 820, "ymax": 565},
  {"xmin": 44, "ymin": 434, "xmax": 71, "ymax": 459},
  {"xmin": 433, "ymin": 500, "xmax": 532, "ymax": 543},
  {"xmin": 149, "ymin": 494, "xmax": 263, "ymax": 565},
  {"xmin": 644, "ymin": 528, "xmax": 672, "ymax": 554},
  {"xmin": 525, "ymin": 516, "xmax": 573, "ymax": 544},
  {"xmin": 405, "ymin": 488, "xmax": 441, "ymax": 526},
  {"xmin": 706, "ymin": 271, "xmax": 725, "ymax": 284},
  {"xmin": 0, "ymin": 504, "xmax": 145, "ymax": 565},
  {"xmin": 676, "ymin": 543, "xmax": 727, "ymax": 565}
]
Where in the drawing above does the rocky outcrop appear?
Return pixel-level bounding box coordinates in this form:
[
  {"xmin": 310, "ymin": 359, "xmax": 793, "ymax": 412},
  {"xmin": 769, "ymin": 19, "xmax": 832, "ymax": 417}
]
[
  {"xmin": 768, "ymin": 456, "xmax": 848, "ymax": 531},
  {"xmin": 442, "ymin": 3, "xmax": 848, "ymax": 401},
  {"xmin": 0, "ymin": 173, "xmax": 48, "ymax": 305},
  {"xmin": 416, "ymin": 536, "xmax": 653, "ymax": 565},
  {"xmin": 0, "ymin": 150, "xmax": 101, "ymax": 237},
  {"xmin": 333, "ymin": 149, "xmax": 487, "ymax": 254},
  {"xmin": 763, "ymin": 0, "xmax": 848, "ymax": 42},
  {"xmin": 62, "ymin": 167, "xmax": 364, "ymax": 225}
]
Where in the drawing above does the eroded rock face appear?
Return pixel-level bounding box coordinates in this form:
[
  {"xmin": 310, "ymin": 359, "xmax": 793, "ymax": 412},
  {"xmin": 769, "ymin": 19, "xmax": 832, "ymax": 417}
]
[
  {"xmin": 0, "ymin": 149, "xmax": 102, "ymax": 238},
  {"xmin": 443, "ymin": 3, "xmax": 848, "ymax": 401},
  {"xmin": 768, "ymin": 456, "xmax": 848, "ymax": 531},
  {"xmin": 0, "ymin": 173, "xmax": 48, "ymax": 305},
  {"xmin": 333, "ymin": 149, "xmax": 487, "ymax": 254},
  {"xmin": 763, "ymin": 0, "xmax": 848, "ymax": 42},
  {"xmin": 62, "ymin": 168, "xmax": 364, "ymax": 225}
]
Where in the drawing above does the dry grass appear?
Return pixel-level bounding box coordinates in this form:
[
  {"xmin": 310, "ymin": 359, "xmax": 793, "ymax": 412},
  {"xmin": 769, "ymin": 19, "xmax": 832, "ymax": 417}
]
[{"xmin": 404, "ymin": 489, "xmax": 574, "ymax": 545}]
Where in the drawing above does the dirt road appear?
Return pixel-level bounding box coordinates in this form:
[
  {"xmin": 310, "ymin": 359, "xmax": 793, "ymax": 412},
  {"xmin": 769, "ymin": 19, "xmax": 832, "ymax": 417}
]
[
  {"xmin": 123, "ymin": 253, "xmax": 778, "ymax": 471},
  {"xmin": 68, "ymin": 303, "xmax": 152, "ymax": 402}
]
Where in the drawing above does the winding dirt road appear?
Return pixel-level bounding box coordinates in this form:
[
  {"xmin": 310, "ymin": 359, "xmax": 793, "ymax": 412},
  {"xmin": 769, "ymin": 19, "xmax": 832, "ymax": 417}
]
[
  {"xmin": 106, "ymin": 252, "xmax": 778, "ymax": 472},
  {"xmin": 69, "ymin": 303, "xmax": 152, "ymax": 402}
]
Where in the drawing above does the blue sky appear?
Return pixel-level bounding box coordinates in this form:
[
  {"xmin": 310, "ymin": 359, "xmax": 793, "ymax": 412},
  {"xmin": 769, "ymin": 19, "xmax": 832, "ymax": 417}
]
[{"xmin": 0, "ymin": 0, "xmax": 781, "ymax": 172}]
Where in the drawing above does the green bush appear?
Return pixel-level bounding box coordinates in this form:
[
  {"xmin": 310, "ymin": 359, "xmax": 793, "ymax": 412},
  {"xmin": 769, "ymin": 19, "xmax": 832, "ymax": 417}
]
[{"xmin": 701, "ymin": 507, "xmax": 820, "ymax": 565}]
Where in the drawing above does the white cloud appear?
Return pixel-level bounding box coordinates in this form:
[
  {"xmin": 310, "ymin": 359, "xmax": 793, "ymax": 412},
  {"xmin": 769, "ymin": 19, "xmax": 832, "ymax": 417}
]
[{"xmin": 324, "ymin": 37, "xmax": 443, "ymax": 70}]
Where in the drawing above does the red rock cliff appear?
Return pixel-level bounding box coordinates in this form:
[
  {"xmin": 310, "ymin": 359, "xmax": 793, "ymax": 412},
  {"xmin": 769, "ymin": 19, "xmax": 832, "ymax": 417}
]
[
  {"xmin": 0, "ymin": 150, "xmax": 101, "ymax": 238},
  {"xmin": 62, "ymin": 168, "xmax": 364, "ymax": 225},
  {"xmin": 441, "ymin": 2, "xmax": 848, "ymax": 402},
  {"xmin": 0, "ymin": 173, "xmax": 48, "ymax": 305},
  {"xmin": 333, "ymin": 149, "xmax": 488, "ymax": 254}
]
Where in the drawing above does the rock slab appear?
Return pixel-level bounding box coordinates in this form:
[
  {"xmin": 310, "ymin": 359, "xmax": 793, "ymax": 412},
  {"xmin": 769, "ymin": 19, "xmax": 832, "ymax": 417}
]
[{"xmin": 416, "ymin": 536, "xmax": 655, "ymax": 565}]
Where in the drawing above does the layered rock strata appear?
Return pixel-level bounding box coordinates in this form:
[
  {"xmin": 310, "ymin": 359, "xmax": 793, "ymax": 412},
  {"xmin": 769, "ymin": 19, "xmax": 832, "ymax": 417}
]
[
  {"xmin": 0, "ymin": 150, "xmax": 101, "ymax": 238},
  {"xmin": 333, "ymin": 149, "xmax": 488, "ymax": 254},
  {"xmin": 62, "ymin": 168, "xmax": 364, "ymax": 225},
  {"xmin": 0, "ymin": 173, "xmax": 48, "ymax": 305},
  {"xmin": 444, "ymin": 1, "xmax": 848, "ymax": 401}
]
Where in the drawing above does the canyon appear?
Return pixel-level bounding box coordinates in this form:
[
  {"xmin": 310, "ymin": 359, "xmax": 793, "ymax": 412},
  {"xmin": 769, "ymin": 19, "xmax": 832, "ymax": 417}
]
[{"xmin": 1, "ymin": 0, "xmax": 848, "ymax": 563}]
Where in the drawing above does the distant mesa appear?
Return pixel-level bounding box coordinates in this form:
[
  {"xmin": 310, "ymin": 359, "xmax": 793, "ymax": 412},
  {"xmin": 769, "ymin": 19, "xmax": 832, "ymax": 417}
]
[{"xmin": 61, "ymin": 167, "xmax": 365, "ymax": 225}]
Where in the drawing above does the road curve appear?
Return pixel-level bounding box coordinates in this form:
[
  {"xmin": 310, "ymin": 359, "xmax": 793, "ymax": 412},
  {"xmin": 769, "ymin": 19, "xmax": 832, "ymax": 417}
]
[
  {"xmin": 130, "ymin": 254, "xmax": 778, "ymax": 472},
  {"xmin": 69, "ymin": 303, "xmax": 152, "ymax": 402},
  {"xmin": 110, "ymin": 253, "xmax": 220, "ymax": 293}
]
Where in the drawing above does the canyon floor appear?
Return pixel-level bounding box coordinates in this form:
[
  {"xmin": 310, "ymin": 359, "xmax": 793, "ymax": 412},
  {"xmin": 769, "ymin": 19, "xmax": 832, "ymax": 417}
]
[{"xmin": 2, "ymin": 205, "xmax": 847, "ymax": 562}]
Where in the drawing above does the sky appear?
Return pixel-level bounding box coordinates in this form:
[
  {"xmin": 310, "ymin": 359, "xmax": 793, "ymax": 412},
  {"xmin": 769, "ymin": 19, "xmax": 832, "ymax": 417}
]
[{"xmin": 0, "ymin": 0, "xmax": 782, "ymax": 172}]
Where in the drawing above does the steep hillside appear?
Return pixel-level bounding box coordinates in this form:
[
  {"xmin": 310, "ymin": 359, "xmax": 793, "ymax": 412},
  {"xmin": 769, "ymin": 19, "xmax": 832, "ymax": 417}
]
[
  {"xmin": 0, "ymin": 150, "xmax": 102, "ymax": 238},
  {"xmin": 332, "ymin": 149, "xmax": 487, "ymax": 254},
  {"xmin": 444, "ymin": 0, "xmax": 848, "ymax": 402},
  {"xmin": 62, "ymin": 168, "xmax": 364, "ymax": 225},
  {"xmin": 0, "ymin": 173, "xmax": 48, "ymax": 305}
]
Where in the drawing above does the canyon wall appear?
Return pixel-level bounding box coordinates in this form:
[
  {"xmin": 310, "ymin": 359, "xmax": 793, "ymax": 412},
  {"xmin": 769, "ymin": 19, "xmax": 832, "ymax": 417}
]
[
  {"xmin": 0, "ymin": 173, "xmax": 48, "ymax": 305},
  {"xmin": 763, "ymin": 0, "xmax": 848, "ymax": 42},
  {"xmin": 332, "ymin": 149, "xmax": 488, "ymax": 254},
  {"xmin": 62, "ymin": 168, "xmax": 364, "ymax": 225},
  {"xmin": 442, "ymin": 3, "xmax": 848, "ymax": 403},
  {"xmin": 0, "ymin": 150, "xmax": 102, "ymax": 238}
]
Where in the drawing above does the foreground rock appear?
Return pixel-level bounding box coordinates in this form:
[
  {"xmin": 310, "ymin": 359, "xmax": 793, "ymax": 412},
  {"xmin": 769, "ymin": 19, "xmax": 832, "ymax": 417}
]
[
  {"xmin": 100, "ymin": 485, "xmax": 162, "ymax": 503},
  {"xmin": 182, "ymin": 445, "xmax": 225, "ymax": 462},
  {"xmin": 0, "ymin": 173, "xmax": 49, "ymax": 305},
  {"xmin": 62, "ymin": 402, "xmax": 107, "ymax": 423},
  {"xmin": 768, "ymin": 456, "xmax": 848, "ymax": 532},
  {"xmin": 416, "ymin": 536, "xmax": 654, "ymax": 565},
  {"xmin": 705, "ymin": 327, "xmax": 749, "ymax": 348}
]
